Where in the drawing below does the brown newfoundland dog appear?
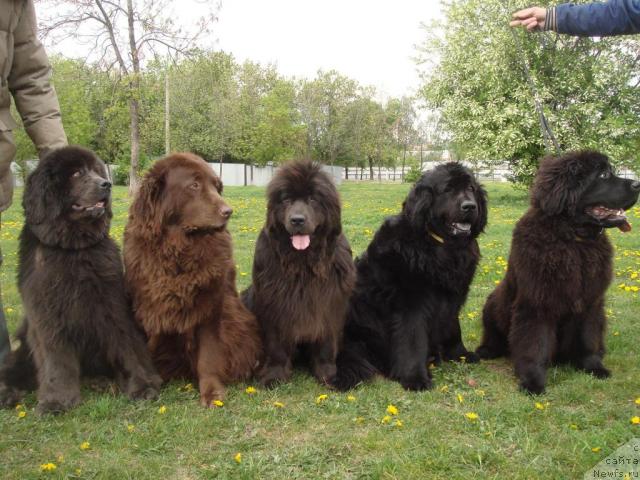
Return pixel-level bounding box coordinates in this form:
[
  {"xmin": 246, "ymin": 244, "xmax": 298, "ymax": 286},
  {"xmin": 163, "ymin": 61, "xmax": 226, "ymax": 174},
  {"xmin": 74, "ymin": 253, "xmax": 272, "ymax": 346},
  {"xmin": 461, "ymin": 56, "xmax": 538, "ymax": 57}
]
[
  {"xmin": 0, "ymin": 146, "xmax": 161, "ymax": 413},
  {"xmin": 123, "ymin": 153, "xmax": 260, "ymax": 406},
  {"xmin": 242, "ymin": 160, "xmax": 356, "ymax": 387},
  {"xmin": 477, "ymin": 151, "xmax": 640, "ymax": 394}
]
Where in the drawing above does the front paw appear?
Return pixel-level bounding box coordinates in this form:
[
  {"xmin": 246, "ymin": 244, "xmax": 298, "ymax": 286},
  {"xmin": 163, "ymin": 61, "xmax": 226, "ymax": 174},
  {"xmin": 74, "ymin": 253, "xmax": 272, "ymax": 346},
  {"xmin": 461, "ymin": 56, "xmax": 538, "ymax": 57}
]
[
  {"xmin": 457, "ymin": 351, "xmax": 480, "ymax": 364},
  {"xmin": 36, "ymin": 393, "xmax": 81, "ymax": 415},
  {"xmin": 0, "ymin": 384, "xmax": 25, "ymax": 408},
  {"xmin": 586, "ymin": 365, "xmax": 611, "ymax": 379},
  {"xmin": 399, "ymin": 373, "xmax": 433, "ymax": 392},
  {"xmin": 126, "ymin": 374, "xmax": 162, "ymax": 401},
  {"xmin": 312, "ymin": 362, "xmax": 337, "ymax": 386},
  {"xmin": 518, "ymin": 372, "xmax": 546, "ymax": 395},
  {"xmin": 258, "ymin": 365, "xmax": 291, "ymax": 389},
  {"xmin": 200, "ymin": 388, "xmax": 225, "ymax": 408}
]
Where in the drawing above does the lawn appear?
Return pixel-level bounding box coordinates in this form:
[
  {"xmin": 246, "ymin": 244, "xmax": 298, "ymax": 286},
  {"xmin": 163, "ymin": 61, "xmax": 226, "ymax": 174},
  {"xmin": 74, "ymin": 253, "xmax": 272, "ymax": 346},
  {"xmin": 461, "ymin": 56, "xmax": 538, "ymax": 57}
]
[{"xmin": 0, "ymin": 181, "xmax": 639, "ymax": 479}]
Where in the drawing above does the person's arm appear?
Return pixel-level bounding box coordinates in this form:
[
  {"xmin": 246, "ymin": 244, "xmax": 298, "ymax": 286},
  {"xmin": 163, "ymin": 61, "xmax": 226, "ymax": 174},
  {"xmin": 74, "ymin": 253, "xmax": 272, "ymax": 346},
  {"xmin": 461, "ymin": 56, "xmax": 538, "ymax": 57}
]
[
  {"xmin": 8, "ymin": 0, "xmax": 67, "ymax": 158},
  {"xmin": 553, "ymin": 0, "xmax": 640, "ymax": 36}
]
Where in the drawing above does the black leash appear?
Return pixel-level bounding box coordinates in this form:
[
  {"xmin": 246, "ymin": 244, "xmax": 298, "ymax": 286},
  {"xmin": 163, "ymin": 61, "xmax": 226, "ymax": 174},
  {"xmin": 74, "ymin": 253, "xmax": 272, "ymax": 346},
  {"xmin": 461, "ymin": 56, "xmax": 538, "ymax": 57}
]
[{"xmin": 510, "ymin": 28, "xmax": 562, "ymax": 155}]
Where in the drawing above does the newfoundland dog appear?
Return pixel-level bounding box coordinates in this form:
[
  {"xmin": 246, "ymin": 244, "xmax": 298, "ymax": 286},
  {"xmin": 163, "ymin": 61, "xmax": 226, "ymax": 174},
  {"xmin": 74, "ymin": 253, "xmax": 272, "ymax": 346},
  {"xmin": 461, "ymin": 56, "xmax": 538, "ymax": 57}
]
[
  {"xmin": 242, "ymin": 160, "xmax": 356, "ymax": 387},
  {"xmin": 124, "ymin": 153, "xmax": 260, "ymax": 406},
  {"xmin": 333, "ymin": 162, "xmax": 487, "ymax": 391},
  {"xmin": 477, "ymin": 151, "xmax": 640, "ymax": 394},
  {"xmin": 0, "ymin": 146, "xmax": 161, "ymax": 413}
]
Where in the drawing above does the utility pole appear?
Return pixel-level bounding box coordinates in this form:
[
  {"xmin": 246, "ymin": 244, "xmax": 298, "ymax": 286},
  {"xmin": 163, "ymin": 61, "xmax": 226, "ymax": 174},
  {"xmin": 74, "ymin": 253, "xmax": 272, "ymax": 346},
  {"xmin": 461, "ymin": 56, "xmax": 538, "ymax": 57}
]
[{"xmin": 165, "ymin": 71, "xmax": 170, "ymax": 155}]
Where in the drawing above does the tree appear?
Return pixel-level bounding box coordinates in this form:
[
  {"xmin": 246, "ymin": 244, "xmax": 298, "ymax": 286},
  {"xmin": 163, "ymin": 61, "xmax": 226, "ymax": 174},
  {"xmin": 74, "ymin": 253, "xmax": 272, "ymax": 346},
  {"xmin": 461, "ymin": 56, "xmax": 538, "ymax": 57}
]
[
  {"xmin": 417, "ymin": 0, "xmax": 640, "ymax": 184},
  {"xmin": 39, "ymin": 0, "xmax": 216, "ymax": 192}
]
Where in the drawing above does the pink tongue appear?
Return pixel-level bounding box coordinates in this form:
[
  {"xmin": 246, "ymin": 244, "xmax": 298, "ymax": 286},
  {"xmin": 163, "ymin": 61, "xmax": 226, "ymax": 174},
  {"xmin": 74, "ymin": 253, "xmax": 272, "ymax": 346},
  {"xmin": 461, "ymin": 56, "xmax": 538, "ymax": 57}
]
[
  {"xmin": 618, "ymin": 221, "xmax": 632, "ymax": 233},
  {"xmin": 291, "ymin": 235, "xmax": 310, "ymax": 250}
]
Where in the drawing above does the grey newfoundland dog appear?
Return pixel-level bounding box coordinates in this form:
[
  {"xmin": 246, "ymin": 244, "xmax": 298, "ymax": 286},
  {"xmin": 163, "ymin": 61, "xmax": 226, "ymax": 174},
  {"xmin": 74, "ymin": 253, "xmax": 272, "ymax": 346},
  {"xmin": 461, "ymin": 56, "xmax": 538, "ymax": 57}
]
[{"xmin": 0, "ymin": 146, "xmax": 160, "ymax": 413}]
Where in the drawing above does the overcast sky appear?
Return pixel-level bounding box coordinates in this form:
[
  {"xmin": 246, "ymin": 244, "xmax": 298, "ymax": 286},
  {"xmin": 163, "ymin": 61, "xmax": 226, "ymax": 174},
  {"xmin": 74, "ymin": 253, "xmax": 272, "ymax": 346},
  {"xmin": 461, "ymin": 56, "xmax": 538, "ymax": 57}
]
[{"xmin": 39, "ymin": 0, "xmax": 442, "ymax": 100}]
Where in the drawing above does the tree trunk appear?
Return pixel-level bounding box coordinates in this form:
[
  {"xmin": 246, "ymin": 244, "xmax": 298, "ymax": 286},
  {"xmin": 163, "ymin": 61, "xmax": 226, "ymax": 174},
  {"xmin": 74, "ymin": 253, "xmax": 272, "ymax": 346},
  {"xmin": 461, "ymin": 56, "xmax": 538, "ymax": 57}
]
[
  {"xmin": 165, "ymin": 72, "xmax": 170, "ymax": 155},
  {"xmin": 128, "ymin": 95, "xmax": 140, "ymax": 195},
  {"xmin": 344, "ymin": 166, "xmax": 348, "ymax": 180},
  {"xmin": 401, "ymin": 144, "xmax": 407, "ymax": 181}
]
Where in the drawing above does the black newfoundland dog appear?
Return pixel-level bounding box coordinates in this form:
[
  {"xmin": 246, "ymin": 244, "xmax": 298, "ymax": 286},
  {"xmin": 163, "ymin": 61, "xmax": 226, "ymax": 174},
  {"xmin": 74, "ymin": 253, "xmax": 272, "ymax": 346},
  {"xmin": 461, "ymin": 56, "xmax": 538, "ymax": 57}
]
[
  {"xmin": 243, "ymin": 160, "xmax": 356, "ymax": 387},
  {"xmin": 333, "ymin": 162, "xmax": 487, "ymax": 391},
  {"xmin": 477, "ymin": 151, "xmax": 640, "ymax": 394},
  {"xmin": 0, "ymin": 146, "xmax": 161, "ymax": 413}
]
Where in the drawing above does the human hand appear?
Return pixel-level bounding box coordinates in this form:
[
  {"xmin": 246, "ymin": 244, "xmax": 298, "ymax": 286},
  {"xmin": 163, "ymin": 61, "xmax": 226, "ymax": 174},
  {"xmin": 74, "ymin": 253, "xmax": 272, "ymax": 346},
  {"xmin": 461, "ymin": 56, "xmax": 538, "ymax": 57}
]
[{"xmin": 510, "ymin": 7, "xmax": 546, "ymax": 31}]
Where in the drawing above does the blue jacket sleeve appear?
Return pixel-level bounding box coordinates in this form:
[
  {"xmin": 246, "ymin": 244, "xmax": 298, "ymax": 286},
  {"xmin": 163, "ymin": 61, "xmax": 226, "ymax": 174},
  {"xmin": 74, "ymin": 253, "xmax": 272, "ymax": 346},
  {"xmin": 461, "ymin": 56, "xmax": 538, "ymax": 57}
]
[{"xmin": 554, "ymin": 0, "xmax": 640, "ymax": 36}]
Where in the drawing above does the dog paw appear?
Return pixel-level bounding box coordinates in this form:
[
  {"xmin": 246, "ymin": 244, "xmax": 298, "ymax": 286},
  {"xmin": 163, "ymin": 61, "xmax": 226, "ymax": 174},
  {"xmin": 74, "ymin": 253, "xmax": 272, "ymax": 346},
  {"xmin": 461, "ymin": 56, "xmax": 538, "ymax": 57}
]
[
  {"xmin": 0, "ymin": 384, "xmax": 25, "ymax": 408},
  {"xmin": 519, "ymin": 379, "xmax": 545, "ymax": 395},
  {"xmin": 36, "ymin": 395, "xmax": 81, "ymax": 415},
  {"xmin": 313, "ymin": 363, "xmax": 337, "ymax": 386},
  {"xmin": 475, "ymin": 345, "xmax": 502, "ymax": 360},
  {"xmin": 200, "ymin": 390, "xmax": 225, "ymax": 408},
  {"xmin": 258, "ymin": 365, "xmax": 291, "ymax": 389},
  {"xmin": 400, "ymin": 374, "xmax": 433, "ymax": 392},
  {"xmin": 587, "ymin": 365, "xmax": 611, "ymax": 379},
  {"xmin": 458, "ymin": 351, "xmax": 480, "ymax": 364}
]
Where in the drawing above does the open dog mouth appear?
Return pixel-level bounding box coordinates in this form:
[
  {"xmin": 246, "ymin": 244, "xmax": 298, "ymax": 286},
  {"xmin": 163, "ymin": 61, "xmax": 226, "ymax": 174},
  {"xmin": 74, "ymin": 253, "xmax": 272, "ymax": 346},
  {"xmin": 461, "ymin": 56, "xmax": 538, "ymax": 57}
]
[
  {"xmin": 72, "ymin": 200, "xmax": 106, "ymax": 216},
  {"xmin": 291, "ymin": 234, "xmax": 311, "ymax": 250},
  {"xmin": 585, "ymin": 206, "xmax": 631, "ymax": 232},
  {"xmin": 451, "ymin": 222, "xmax": 472, "ymax": 236}
]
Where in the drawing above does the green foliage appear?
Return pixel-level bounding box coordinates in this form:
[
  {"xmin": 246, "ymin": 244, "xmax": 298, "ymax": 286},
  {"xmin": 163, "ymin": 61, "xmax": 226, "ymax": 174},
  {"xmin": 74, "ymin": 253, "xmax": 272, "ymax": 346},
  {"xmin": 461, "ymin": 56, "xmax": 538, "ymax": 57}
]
[
  {"xmin": 418, "ymin": 0, "xmax": 640, "ymax": 185},
  {"xmin": 404, "ymin": 164, "xmax": 423, "ymax": 183}
]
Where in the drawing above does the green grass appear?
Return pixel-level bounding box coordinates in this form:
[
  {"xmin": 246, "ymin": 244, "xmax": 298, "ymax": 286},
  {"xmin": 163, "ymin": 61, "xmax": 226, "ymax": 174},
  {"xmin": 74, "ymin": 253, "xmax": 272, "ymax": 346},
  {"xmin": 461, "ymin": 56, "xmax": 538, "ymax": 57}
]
[{"xmin": 0, "ymin": 182, "xmax": 639, "ymax": 479}]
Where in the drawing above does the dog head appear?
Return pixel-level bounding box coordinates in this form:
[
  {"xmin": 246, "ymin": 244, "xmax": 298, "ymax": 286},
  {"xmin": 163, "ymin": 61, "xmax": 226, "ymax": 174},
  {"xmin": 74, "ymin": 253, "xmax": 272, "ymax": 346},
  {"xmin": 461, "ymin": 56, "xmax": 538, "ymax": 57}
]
[
  {"xmin": 266, "ymin": 160, "xmax": 341, "ymax": 251},
  {"xmin": 532, "ymin": 151, "xmax": 640, "ymax": 231},
  {"xmin": 23, "ymin": 146, "xmax": 112, "ymax": 248},
  {"xmin": 402, "ymin": 162, "xmax": 487, "ymax": 240},
  {"xmin": 129, "ymin": 153, "xmax": 231, "ymax": 240}
]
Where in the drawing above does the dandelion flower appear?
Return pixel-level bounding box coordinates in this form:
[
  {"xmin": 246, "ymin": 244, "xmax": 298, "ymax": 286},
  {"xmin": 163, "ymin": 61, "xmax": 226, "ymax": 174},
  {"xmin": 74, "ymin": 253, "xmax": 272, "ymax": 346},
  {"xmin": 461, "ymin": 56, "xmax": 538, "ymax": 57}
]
[
  {"xmin": 570, "ymin": 424, "xmax": 578, "ymax": 430},
  {"xmin": 475, "ymin": 389, "xmax": 486, "ymax": 397},
  {"xmin": 439, "ymin": 385, "xmax": 449, "ymax": 393},
  {"xmin": 127, "ymin": 424, "xmax": 135, "ymax": 432},
  {"xmin": 353, "ymin": 416, "xmax": 365, "ymax": 424},
  {"xmin": 273, "ymin": 401, "xmax": 284, "ymax": 408},
  {"xmin": 181, "ymin": 383, "xmax": 193, "ymax": 392},
  {"xmin": 457, "ymin": 394, "xmax": 464, "ymax": 404},
  {"xmin": 158, "ymin": 405, "xmax": 167, "ymax": 414},
  {"xmin": 17, "ymin": 411, "xmax": 26, "ymax": 419},
  {"xmin": 592, "ymin": 447, "xmax": 601, "ymax": 453},
  {"xmin": 631, "ymin": 416, "xmax": 640, "ymax": 425},
  {"xmin": 39, "ymin": 463, "xmax": 56, "ymax": 472},
  {"xmin": 315, "ymin": 394, "xmax": 328, "ymax": 404},
  {"xmin": 386, "ymin": 404, "xmax": 398, "ymax": 416},
  {"xmin": 57, "ymin": 455, "xmax": 64, "ymax": 463},
  {"xmin": 381, "ymin": 415, "xmax": 392, "ymax": 424},
  {"xmin": 535, "ymin": 402, "xmax": 546, "ymax": 410},
  {"xmin": 347, "ymin": 395, "xmax": 356, "ymax": 402},
  {"xmin": 465, "ymin": 412, "xmax": 479, "ymax": 421},
  {"xmin": 14, "ymin": 404, "xmax": 23, "ymax": 411},
  {"xmin": 394, "ymin": 419, "xmax": 403, "ymax": 428},
  {"xmin": 234, "ymin": 452, "xmax": 242, "ymax": 464},
  {"xmin": 245, "ymin": 386, "xmax": 257, "ymax": 395},
  {"xmin": 635, "ymin": 397, "xmax": 640, "ymax": 405},
  {"xmin": 212, "ymin": 400, "xmax": 224, "ymax": 408},
  {"xmin": 80, "ymin": 441, "xmax": 91, "ymax": 451}
]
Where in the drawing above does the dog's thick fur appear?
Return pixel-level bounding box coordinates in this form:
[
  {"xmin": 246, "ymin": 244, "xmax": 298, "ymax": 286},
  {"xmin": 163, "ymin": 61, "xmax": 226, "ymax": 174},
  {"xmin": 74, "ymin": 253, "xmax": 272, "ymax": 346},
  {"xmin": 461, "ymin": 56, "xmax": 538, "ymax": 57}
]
[
  {"xmin": 477, "ymin": 151, "xmax": 640, "ymax": 394},
  {"xmin": 333, "ymin": 162, "xmax": 487, "ymax": 391},
  {"xmin": 124, "ymin": 153, "xmax": 260, "ymax": 406},
  {"xmin": 0, "ymin": 146, "xmax": 161, "ymax": 413},
  {"xmin": 242, "ymin": 160, "xmax": 355, "ymax": 387}
]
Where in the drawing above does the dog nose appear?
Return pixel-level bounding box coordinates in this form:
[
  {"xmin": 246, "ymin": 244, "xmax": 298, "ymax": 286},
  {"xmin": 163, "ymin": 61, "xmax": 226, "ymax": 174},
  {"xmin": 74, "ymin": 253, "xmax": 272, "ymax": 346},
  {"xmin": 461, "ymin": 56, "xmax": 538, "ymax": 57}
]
[
  {"xmin": 461, "ymin": 201, "xmax": 477, "ymax": 212},
  {"xmin": 101, "ymin": 180, "xmax": 112, "ymax": 190},
  {"xmin": 220, "ymin": 206, "xmax": 233, "ymax": 219},
  {"xmin": 632, "ymin": 180, "xmax": 640, "ymax": 191},
  {"xmin": 290, "ymin": 214, "xmax": 305, "ymax": 226}
]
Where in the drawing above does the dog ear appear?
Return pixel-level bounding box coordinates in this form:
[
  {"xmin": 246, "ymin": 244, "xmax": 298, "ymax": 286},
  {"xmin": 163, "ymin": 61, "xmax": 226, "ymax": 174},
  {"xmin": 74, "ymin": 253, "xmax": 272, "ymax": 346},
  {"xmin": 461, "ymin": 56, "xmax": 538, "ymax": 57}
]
[
  {"xmin": 402, "ymin": 183, "xmax": 432, "ymax": 227},
  {"xmin": 532, "ymin": 154, "xmax": 582, "ymax": 216},
  {"xmin": 473, "ymin": 183, "xmax": 488, "ymax": 235},
  {"xmin": 22, "ymin": 165, "xmax": 61, "ymax": 225},
  {"xmin": 129, "ymin": 169, "xmax": 166, "ymax": 239}
]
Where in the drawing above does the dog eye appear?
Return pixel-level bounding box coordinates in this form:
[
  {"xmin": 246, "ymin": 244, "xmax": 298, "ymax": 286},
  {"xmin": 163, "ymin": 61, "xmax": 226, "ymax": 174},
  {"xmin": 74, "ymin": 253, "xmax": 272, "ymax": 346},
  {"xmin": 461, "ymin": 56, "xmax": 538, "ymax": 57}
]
[
  {"xmin": 190, "ymin": 181, "xmax": 200, "ymax": 190},
  {"xmin": 467, "ymin": 185, "xmax": 476, "ymax": 192},
  {"xmin": 599, "ymin": 171, "xmax": 610, "ymax": 179},
  {"xmin": 72, "ymin": 171, "xmax": 82, "ymax": 178}
]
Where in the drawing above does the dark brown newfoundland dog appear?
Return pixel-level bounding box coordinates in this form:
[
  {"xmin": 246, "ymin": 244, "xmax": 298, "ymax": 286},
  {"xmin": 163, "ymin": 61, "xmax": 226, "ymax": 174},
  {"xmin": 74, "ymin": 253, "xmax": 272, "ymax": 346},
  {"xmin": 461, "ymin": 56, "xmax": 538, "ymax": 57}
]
[
  {"xmin": 477, "ymin": 151, "xmax": 640, "ymax": 394},
  {"xmin": 0, "ymin": 146, "xmax": 161, "ymax": 413},
  {"xmin": 124, "ymin": 153, "xmax": 260, "ymax": 406},
  {"xmin": 242, "ymin": 160, "xmax": 356, "ymax": 387},
  {"xmin": 333, "ymin": 162, "xmax": 487, "ymax": 391}
]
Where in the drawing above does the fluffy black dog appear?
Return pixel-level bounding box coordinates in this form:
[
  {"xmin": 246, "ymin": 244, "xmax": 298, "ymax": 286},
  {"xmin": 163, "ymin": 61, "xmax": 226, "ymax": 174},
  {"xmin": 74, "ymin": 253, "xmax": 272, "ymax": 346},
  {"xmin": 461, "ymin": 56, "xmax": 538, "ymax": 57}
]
[
  {"xmin": 333, "ymin": 162, "xmax": 487, "ymax": 391},
  {"xmin": 0, "ymin": 146, "xmax": 161, "ymax": 413},
  {"xmin": 477, "ymin": 151, "xmax": 640, "ymax": 394}
]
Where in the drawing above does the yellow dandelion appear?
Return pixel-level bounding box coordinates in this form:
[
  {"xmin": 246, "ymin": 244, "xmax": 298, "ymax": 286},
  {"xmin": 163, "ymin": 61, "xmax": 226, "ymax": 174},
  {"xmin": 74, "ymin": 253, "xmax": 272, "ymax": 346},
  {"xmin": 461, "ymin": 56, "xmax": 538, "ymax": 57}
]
[
  {"xmin": 75, "ymin": 469, "xmax": 82, "ymax": 475},
  {"xmin": 127, "ymin": 424, "xmax": 135, "ymax": 432},
  {"xmin": 245, "ymin": 386, "xmax": 257, "ymax": 395},
  {"xmin": 465, "ymin": 412, "xmax": 479, "ymax": 421},
  {"xmin": 439, "ymin": 385, "xmax": 449, "ymax": 393},
  {"xmin": 234, "ymin": 452, "xmax": 242, "ymax": 464},
  {"xmin": 158, "ymin": 405, "xmax": 167, "ymax": 414},
  {"xmin": 39, "ymin": 463, "xmax": 57, "ymax": 472},
  {"xmin": 347, "ymin": 395, "xmax": 356, "ymax": 402},
  {"xmin": 635, "ymin": 397, "xmax": 640, "ymax": 405},
  {"xmin": 80, "ymin": 441, "xmax": 91, "ymax": 451},
  {"xmin": 631, "ymin": 416, "xmax": 640, "ymax": 425},
  {"xmin": 394, "ymin": 419, "xmax": 403, "ymax": 427},
  {"xmin": 386, "ymin": 404, "xmax": 398, "ymax": 416},
  {"xmin": 17, "ymin": 411, "xmax": 26, "ymax": 419},
  {"xmin": 613, "ymin": 331, "xmax": 620, "ymax": 336},
  {"xmin": 381, "ymin": 415, "xmax": 392, "ymax": 424},
  {"xmin": 212, "ymin": 400, "xmax": 224, "ymax": 408},
  {"xmin": 181, "ymin": 383, "xmax": 193, "ymax": 392},
  {"xmin": 570, "ymin": 424, "xmax": 578, "ymax": 430},
  {"xmin": 592, "ymin": 447, "xmax": 601, "ymax": 453},
  {"xmin": 353, "ymin": 416, "xmax": 365, "ymax": 424},
  {"xmin": 475, "ymin": 389, "xmax": 485, "ymax": 397},
  {"xmin": 535, "ymin": 402, "xmax": 546, "ymax": 410},
  {"xmin": 315, "ymin": 394, "xmax": 328, "ymax": 404},
  {"xmin": 14, "ymin": 403, "xmax": 23, "ymax": 411},
  {"xmin": 56, "ymin": 455, "xmax": 64, "ymax": 463},
  {"xmin": 457, "ymin": 393, "xmax": 464, "ymax": 404},
  {"xmin": 273, "ymin": 401, "xmax": 284, "ymax": 408}
]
